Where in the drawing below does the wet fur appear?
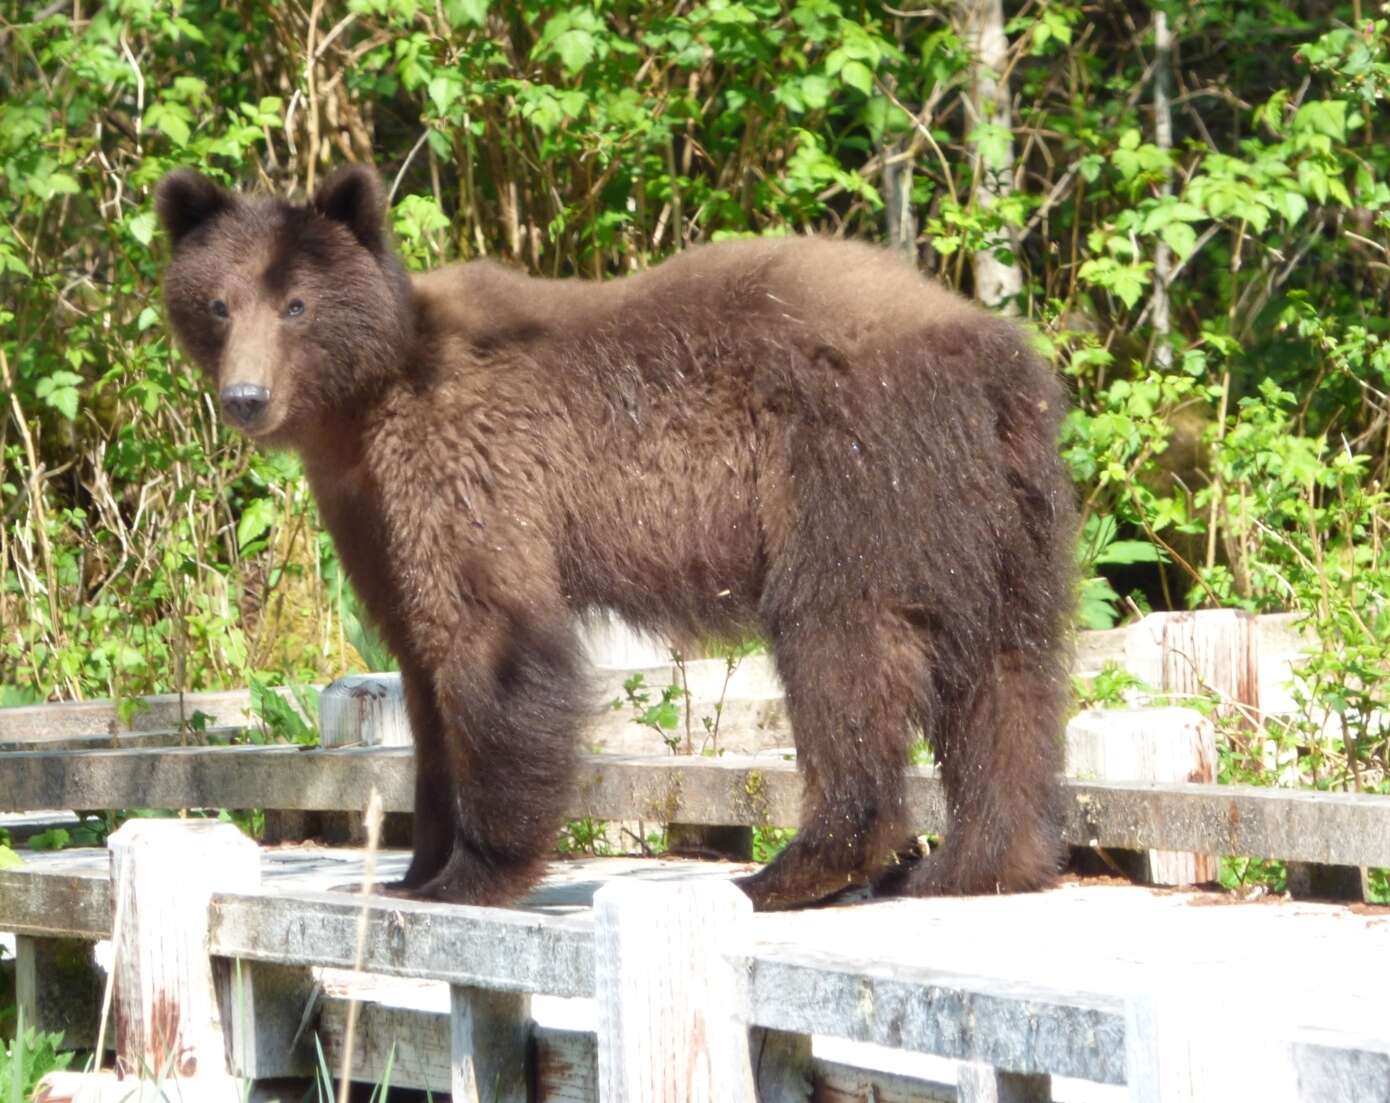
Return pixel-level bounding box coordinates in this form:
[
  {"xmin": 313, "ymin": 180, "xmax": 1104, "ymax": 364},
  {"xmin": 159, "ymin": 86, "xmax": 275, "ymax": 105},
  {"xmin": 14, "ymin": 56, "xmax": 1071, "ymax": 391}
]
[{"xmin": 156, "ymin": 166, "xmax": 1076, "ymax": 910}]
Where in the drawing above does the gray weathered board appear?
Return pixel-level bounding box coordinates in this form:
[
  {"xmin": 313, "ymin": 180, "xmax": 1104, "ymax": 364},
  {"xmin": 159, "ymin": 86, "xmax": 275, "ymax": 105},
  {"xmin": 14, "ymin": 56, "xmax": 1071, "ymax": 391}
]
[
  {"xmin": 2, "ymin": 848, "xmax": 1387, "ymax": 1094},
  {"xmin": 3, "ymin": 746, "xmax": 1389, "ymax": 868},
  {"xmin": 0, "ymin": 611, "xmax": 1316, "ymax": 749}
]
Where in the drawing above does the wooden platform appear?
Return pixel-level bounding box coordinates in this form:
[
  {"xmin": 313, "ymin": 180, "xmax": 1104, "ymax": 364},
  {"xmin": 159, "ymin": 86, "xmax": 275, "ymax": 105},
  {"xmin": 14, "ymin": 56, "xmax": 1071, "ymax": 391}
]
[{"xmin": 5, "ymin": 846, "xmax": 1388, "ymax": 1097}]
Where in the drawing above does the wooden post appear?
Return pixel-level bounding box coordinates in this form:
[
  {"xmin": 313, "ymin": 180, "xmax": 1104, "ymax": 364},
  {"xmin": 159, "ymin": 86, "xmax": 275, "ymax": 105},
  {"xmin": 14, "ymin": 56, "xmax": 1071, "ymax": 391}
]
[
  {"xmin": 1158, "ymin": 610, "xmax": 1259, "ymax": 723},
  {"xmin": 667, "ymin": 822, "xmax": 754, "ymax": 861},
  {"xmin": 581, "ymin": 610, "xmax": 672, "ymax": 668},
  {"xmin": 313, "ymin": 673, "xmax": 413, "ymax": 846},
  {"xmin": 1067, "ymin": 708, "xmax": 1217, "ymax": 884},
  {"xmin": 216, "ymin": 960, "xmax": 317, "ymax": 1081},
  {"xmin": 319, "ymin": 673, "xmax": 411, "ymax": 748},
  {"xmin": 1125, "ymin": 981, "xmax": 1297, "ymax": 1103},
  {"xmin": 958, "ymin": 1064, "xmax": 1052, "ymax": 1103},
  {"xmin": 15, "ymin": 936, "xmax": 103, "ymax": 1050},
  {"xmin": 108, "ymin": 819, "xmax": 260, "ymax": 1083},
  {"xmin": 750, "ymin": 1028, "xmax": 813, "ymax": 1103},
  {"xmin": 594, "ymin": 879, "xmax": 755, "ymax": 1103},
  {"xmin": 450, "ymin": 985, "xmax": 531, "ymax": 1103}
]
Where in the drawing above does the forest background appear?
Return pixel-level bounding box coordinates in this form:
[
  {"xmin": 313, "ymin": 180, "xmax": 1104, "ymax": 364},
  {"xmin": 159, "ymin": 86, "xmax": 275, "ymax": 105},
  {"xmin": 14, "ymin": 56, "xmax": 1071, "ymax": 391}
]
[{"xmin": 1, "ymin": 0, "xmax": 1387, "ymax": 800}]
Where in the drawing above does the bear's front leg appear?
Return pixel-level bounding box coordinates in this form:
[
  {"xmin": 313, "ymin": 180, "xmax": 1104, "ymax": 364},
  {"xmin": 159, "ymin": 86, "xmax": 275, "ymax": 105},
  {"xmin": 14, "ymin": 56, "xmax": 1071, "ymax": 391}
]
[
  {"xmin": 392, "ymin": 662, "xmax": 455, "ymax": 890},
  {"xmin": 407, "ymin": 609, "xmax": 585, "ymax": 906}
]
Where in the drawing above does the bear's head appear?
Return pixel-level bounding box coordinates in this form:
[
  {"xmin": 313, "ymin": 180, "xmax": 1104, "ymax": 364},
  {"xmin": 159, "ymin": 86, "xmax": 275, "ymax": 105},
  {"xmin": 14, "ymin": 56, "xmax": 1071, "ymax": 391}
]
[{"xmin": 155, "ymin": 165, "xmax": 411, "ymax": 445}]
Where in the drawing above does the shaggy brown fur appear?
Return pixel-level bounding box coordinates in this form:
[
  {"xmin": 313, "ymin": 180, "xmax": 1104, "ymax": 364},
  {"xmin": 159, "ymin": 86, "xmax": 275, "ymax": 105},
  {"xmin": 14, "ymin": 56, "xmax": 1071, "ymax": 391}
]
[{"xmin": 155, "ymin": 165, "xmax": 1076, "ymax": 911}]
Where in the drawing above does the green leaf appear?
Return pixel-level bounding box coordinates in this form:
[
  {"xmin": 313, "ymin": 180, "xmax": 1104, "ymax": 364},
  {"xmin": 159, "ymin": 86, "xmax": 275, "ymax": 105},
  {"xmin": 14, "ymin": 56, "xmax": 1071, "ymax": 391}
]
[
  {"xmin": 236, "ymin": 498, "xmax": 276, "ymax": 552},
  {"xmin": 555, "ymin": 29, "xmax": 596, "ymax": 74},
  {"xmin": 1161, "ymin": 220, "xmax": 1197, "ymax": 259},
  {"xmin": 443, "ymin": 0, "xmax": 488, "ymax": 26},
  {"xmin": 800, "ymin": 73, "xmax": 832, "ymax": 110},
  {"xmin": 46, "ymin": 172, "xmax": 80, "ymax": 196},
  {"xmin": 1293, "ymin": 99, "xmax": 1347, "ymax": 142},
  {"xmin": 1077, "ymin": 577, "xmax": 1121, "ymax": 630},
  {"xmin": 1095, "ymin": 539, "xmax": 1165, "ymax": 566},
  {"xmin": 149, "ymin": 104, "xmax": 192, "ymax": 146},
  {"xmin": 128, "ymin": 211, "xmax": 157, "ymax": 246},
  {"xmin": 428, "ymin": 75, "xmax": 460, "ymax": 115},
  {"xmin": 839, "ymin": 60, "xmax": 874, "ymax": 96},
  {"xmin": 28, "ymin": 828, "xmax": 71, "ymax": 852},
  {"xmin": 0, "ymin": 844, "xmax": 21, "ymax": 870},
  {"xmin": 969, "ymin": 123, "xmax": 1012, "ymax": 171}
]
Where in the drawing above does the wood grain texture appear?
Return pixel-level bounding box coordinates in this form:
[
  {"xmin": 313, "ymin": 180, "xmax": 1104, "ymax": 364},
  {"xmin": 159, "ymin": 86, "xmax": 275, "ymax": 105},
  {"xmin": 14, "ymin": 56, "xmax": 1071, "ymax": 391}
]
[
  {"xmin": 319, "ymin": 674, "xmax": 411, "ymax": 748},
  {"xmin": 15, "ymin": 935, "xmax": 102, "ymax": 1050},
  {"xmin": 5, "ymin": 746, "xmax": 1389, "ymax": 867},
  {"xmin": 594, "ymin": 879, "xmax": 755, "ymax": 1103},
  {"xmin": 107, "ymin": 819, "xmax": 259, "ymax": 1083},
  {"xmin": 209, "ymin": 888, "xmax": 594, "ymax": 997},
  {"xmin": 1066, "ymin": 708, "xmax": 1217, "ymax": 884},
  {"xmin": 955, "ymin": 1064, "xmax": 1052, "ymax": 1103},
  {"xmin": 450, "ymin": 984, "xmax": 531, "ymax": 1103}
]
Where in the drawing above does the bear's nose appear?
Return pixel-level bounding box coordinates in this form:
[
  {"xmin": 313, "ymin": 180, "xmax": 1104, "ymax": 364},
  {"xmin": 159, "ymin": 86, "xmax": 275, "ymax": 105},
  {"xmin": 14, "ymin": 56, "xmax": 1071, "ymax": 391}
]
[{"xmin": 220, "ymin": 383, "xmax": 271, "ymax": 428}]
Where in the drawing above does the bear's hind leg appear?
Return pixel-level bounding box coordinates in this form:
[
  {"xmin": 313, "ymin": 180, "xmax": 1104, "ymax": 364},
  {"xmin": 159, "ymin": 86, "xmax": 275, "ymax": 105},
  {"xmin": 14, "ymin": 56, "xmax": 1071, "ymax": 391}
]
[
  {"xmin": 899, "ymin": 650, "xmax": 1066, "ymax": 896},
  {"xmin": 738, "ymin": 617, "xmax": 918, "ymax": 911}
]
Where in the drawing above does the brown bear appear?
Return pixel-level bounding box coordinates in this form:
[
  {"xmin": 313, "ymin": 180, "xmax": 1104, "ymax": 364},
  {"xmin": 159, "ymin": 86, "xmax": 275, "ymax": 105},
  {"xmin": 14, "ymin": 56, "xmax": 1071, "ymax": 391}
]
[{"xmin": 155, "ymin": 164, "xmax": 1075, "ymax": 911}]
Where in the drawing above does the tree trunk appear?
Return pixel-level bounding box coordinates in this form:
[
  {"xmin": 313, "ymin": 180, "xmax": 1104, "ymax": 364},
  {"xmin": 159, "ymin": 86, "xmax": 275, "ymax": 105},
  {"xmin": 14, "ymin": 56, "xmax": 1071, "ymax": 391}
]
[
  {"xmin": 960, "ymin": 0, "xmax": 1022, "ymax": 311},
  {"xmin": 1151, "ymin": 10, "xmax": 1175, "ymax": 370}
]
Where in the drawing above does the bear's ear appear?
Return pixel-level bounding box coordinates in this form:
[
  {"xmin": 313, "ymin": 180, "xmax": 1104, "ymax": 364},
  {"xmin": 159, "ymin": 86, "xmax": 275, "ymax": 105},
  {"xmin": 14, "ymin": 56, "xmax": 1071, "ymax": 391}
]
[
  {"xmin": 155, "ymin": 169, "xmax": 234, "ymax": 248},
  {"xmin": 313, "ymin": 164, "xmax": 388, "ymax": 253}
]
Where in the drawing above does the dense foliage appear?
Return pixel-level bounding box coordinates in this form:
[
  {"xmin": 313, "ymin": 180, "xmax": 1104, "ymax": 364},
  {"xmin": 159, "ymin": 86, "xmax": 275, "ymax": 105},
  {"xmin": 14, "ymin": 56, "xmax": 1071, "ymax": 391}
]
[{"xmin": 1, "ymin": 1, "xmax": 1387, "ymax": 793}]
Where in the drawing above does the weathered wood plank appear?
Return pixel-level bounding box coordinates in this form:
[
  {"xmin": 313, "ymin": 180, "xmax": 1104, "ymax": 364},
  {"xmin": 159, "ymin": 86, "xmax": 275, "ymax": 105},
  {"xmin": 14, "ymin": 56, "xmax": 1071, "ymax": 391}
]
[
  {"xmin": 741, "ymin": 948, "xmax": 1128, "ymax": 1086},
  {"xmin": 4, "ymin": 747, "xmax": 1389, "ymax": 868},
  {"xmin": 208, "ymin": 889, "xmax": 593, "ymax": 997},
  {"xmin": 1125, "ymin": 990, "xmax": 1390, "ymax": 1102},
  {"xmin": 1066, "ymin": 708, "xmax": 1217, "ymax": 884},
  {"xmin": 0, "ymin": 863, "xmax": 110, "ymax": 938},
  {"xmin": 956, "ymin": 1064, "xmax": 1052, "ymax": 1103},
  {"xmin": 594, "ymin": 879, "xmax": 755, "ymax": 1102},
  {"xmin": 107, "ymin": 820, "xmax": 261, "ymax": 1083},
  {"xmin": 316, "ymin": 996, "xmax": 957, "ymax": 1102},
  {"xmin": 1289, "ymin": 1031, "xmax": 1390, "ymax": 1103},
  {"xmin": 750, "ymin": 1028, "xmax": 814, "ymax": 1103},
  {"xmin": 9, "ymin": 850, "xmax": 1387, "ymax": 1095},
  {"xmin": 0, "ymin": 727, "xmax": 242, "ymax": 754},
  {"xmin": 0, "ymin": 745, "xmax": 415, "ymax": 815},
  {"xmin": 320, "ymin": 675, "xmax": 411, "ymax": 749},
  {"xmin": 15, "ymin": 936, "xmax": 103, "ymax": 1050},
  {"xmin": 0, "ymin": 688, "xmax": 306, "ymax": 745},
  {"xmin": 215, "ymin": 959, "xmax": 316, "ymax": 1082},
  {"xmin": 451, "ymin": 985, "xmax": 531, "ymax": 1103}
]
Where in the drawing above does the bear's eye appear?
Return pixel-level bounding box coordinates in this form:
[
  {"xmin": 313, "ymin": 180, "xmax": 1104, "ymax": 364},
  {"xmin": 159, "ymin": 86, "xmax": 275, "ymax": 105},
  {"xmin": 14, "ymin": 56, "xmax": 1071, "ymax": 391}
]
[
  {"xmin": 209, "ymin": 299, "xmax": 228, "ymax": 319},
  {"xmin": 285, "ymin": 299, "xmax": 305, "ymax": 318}
]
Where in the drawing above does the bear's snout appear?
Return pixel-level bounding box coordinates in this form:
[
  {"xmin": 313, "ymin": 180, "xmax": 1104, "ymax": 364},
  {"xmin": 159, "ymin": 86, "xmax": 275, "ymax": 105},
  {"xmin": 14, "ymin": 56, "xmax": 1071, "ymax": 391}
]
[{"xmin": 221, "ymin": 383, "xmax": 272, "ymax": 429}]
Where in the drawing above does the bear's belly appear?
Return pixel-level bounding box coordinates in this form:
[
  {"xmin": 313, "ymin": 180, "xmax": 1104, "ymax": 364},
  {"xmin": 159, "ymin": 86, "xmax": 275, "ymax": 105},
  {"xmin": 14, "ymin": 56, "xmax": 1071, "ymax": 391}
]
[{"xmin": 557, "ymin": 464, "xmax": 766, "ymax": 643}]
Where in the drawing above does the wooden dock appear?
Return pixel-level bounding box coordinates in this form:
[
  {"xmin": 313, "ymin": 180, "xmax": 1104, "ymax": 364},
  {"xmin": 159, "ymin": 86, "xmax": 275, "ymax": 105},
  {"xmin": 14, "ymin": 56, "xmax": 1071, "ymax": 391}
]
[{"xmin": 5, "ymin": 841, "xmax": 1389, "ymax": 1101}]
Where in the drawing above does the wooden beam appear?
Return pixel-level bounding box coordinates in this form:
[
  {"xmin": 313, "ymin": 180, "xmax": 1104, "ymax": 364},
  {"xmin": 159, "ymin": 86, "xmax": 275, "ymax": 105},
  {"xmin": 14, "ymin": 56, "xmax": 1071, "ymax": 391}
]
[
  {"xmin": 208, "ymin": 889, "xmax": 593, "ymax": 998},
  {"xmin": 316, "ymin": 998, "xmax": 956, "ymax": 1101},
  {"xmin": 0, "ymin": 687, "xmax": 305, "ymax": 745},
  {"xmin": 742, "ymin": 948, "xmax": 1127, "ymax": 1086},
  {"xmin": 0, "ymin": 866, "xmax": 110, "ymax": 938},
  {"xmin": 4, "ymin": 747, "xmax": 1389, "ymax": 868}
]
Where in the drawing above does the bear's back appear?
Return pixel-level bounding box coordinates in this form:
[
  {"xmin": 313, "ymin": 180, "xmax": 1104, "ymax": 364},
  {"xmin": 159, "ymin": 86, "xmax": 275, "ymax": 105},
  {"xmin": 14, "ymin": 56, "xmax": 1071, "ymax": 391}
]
[{"xmin": 411, "ymin": 237, "xmax": 977, "ymax": 366}]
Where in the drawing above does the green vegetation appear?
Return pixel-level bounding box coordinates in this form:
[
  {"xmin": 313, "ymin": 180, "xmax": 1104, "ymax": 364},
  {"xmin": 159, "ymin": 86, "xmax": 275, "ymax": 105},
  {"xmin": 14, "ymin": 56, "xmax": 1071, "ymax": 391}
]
[
  {"xmin": 1, "ymin": 1010, "xmax": 72, "ymax": 1102},
  {"xmin": 1, "ymin": 2, "xmax": 1386, "ymax": 812}
]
